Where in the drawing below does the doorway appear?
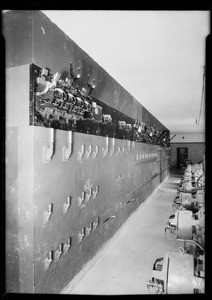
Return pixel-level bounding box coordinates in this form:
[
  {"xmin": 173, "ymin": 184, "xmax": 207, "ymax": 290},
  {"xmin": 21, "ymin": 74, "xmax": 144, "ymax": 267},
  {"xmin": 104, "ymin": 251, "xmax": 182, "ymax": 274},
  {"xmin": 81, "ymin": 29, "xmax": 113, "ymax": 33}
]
[{"xmin": 177, "ymin": 147, "xmax": 188, "ymax": 169}]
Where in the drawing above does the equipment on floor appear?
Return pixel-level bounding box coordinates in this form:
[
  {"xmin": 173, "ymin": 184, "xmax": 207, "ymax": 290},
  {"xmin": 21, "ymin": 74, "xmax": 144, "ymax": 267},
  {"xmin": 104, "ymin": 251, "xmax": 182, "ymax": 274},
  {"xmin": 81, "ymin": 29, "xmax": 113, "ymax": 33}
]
[
  {"xmin": 173, "ymin": 163, "xmax": 205, "ymax": 211},
  {"xmin": 147, "ymin": 247, "xmax": 205, "ymax": 294},
  {"xmin": 169, "ymin": 164, "xmax": 205, "ymax": 247},
  {"xmin": 147, "ymin": 162, "xmax": 205, "ymax": 294},
  {"xmin": 172, "ymin": 189, "xmax": 205, "ymax": 211},
  {"xmin": 165, "ymin": 206, "xmax": 205, "ymax": 248},
  {"xmin": 177, "ymin": 173, "xmax": 204, "ymax": 193},
  {"xmin": 166, "ymin": 163, "xmax": 205, "ymax": 250}
]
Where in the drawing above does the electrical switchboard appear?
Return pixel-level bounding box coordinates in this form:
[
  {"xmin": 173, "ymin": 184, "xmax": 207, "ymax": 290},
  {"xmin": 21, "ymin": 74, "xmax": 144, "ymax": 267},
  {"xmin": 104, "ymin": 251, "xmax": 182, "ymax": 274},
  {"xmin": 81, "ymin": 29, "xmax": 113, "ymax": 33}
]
[
  {"xmin": 30, "ymin": 63, "xmax": 170, "ymax": 146},
  {"xmin": 5, "ymin": 10, "xmax": 170, "ymax": 294}
]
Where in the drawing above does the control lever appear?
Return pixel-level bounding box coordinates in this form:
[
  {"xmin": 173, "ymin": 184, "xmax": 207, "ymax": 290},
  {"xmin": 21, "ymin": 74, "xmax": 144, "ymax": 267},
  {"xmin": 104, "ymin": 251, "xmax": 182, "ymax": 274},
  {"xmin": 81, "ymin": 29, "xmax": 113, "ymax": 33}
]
[
  {"xmin": 64, "ymin": 237, "xmax": 72, "ymax": 254},
  {"xmin": 63, "ymin": 196, "xmax": 71, "ymax": 214},
  {"xmin": 85, "ymin": 222, "xmax": 93, "ymax": 237},
  {"xmin": 43, "ymin": 128, "xmax": 55, "ymax": 163},
  {"xmin": 55, "ymin": 244, "xmax": 63, "ymax": 262},
  {"xmin": 44, "ymin": 204, "xmax": 53, "ymax": 225},
  {"xmin": 44, "ymin": 251, "xmax": 53, "ymax": 271},
  {"xmin": 81, "ymin": 74, "xmax": 96, "ymax": 97},
  {"xmin": 78, "ymin": 228, "xmax": 85, "ymax": 243},
  {"xmin": 63, "ymin": 131, "xmax": 73, "ymax": 162},
  {"xmin": 102, "ymin": 136, "xmax": 109, "ymax": 157},
  {"xmin": 70, "ymin": 62, "xmax": 81, "ymax": 87}
]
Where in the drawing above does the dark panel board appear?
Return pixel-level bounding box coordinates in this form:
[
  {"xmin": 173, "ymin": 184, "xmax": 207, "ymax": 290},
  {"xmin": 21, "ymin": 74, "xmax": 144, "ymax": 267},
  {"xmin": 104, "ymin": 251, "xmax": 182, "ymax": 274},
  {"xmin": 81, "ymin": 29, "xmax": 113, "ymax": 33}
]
[
  {"xmin": 3, "ymin": 10, "xmax": 169, "ymax": 142},
  {"xmin": 30, "ymin": 63, "xmax": 169, "ymax": 147}
]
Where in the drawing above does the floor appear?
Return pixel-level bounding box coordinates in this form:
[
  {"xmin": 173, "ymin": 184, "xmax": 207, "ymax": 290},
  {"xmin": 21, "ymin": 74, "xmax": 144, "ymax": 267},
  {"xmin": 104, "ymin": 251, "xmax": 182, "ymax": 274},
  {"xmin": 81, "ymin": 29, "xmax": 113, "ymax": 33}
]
[{"xmin": 62, "ymin": 171, "xmax": 184, "ymax": 295}]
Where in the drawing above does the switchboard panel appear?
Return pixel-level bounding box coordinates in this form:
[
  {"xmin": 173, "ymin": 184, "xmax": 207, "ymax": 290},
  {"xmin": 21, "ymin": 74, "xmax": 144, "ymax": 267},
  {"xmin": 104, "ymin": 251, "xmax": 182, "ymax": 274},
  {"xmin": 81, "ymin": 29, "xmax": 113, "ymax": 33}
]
[
  {"xmin": 4, "ymin": 10, "xmax": 170, "ymax": 294},
  {"xmin": 30, "ymin": 63, "xmax": 170, "ymax": 146}
]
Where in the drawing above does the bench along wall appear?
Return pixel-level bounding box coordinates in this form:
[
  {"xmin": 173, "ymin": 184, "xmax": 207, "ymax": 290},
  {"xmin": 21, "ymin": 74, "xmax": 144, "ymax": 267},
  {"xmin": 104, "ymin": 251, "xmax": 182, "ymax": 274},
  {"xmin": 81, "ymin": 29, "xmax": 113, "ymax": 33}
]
[{"xmin": 4, "ymin": 10, "xmax": 170, "ymax": 293}]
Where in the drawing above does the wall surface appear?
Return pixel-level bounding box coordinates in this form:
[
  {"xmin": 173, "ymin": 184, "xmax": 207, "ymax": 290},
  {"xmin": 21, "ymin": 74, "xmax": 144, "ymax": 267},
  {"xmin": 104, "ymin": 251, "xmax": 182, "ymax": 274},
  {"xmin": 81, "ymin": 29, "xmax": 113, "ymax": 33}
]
[
  {"xmin": 5, "ymin": 10, "xmax": 170, "ymax": 294},
  {"xmin": 170, "ymin": 142, "xmax": 205, "ymax": 169},
  {"xmin": 170, "ymin": 133, "xmax": 205, "ymax": 143}
]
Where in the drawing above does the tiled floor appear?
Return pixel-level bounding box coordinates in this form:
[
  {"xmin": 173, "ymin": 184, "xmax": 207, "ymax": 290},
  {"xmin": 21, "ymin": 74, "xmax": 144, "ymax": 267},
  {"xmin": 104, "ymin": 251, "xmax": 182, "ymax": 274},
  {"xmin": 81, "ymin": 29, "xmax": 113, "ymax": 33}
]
[{"xmin": 62, "ymin": 172, "xmax": 184, "ymax": 295}]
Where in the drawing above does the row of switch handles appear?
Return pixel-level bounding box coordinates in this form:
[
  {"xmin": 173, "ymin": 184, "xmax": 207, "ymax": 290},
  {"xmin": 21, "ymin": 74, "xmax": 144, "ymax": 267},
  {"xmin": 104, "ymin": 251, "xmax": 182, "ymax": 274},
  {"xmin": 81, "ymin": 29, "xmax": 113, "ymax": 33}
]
[
  {"xmin": 43, "ymin": 128, "xmax": 168, "ymax": 164},
  {"xmin": 44, "ymin": 238, "xmax": 71, "ymax": 271},
  {"xmin": 44, "ymin": 207, "xmax": 126, "ymax": 272},
  {"xmin": 78, "ymin": 137, "xmax": 135, "ymax": 161},
  {"xmin": 45, "ymin": 180, "xmax": 159, "ymax": 272},
  {"xmin": 78, "ymin": 217, "xmax": 99, "ymax": 244},
  {"xmin": 43, "ymin": 129, "xmax": 136, "ymax": 163},
  {"xmin": 135, "ymin": 152, "xmax": 158, "ymax": 163},
  {"xmin": 43, "ymin": 196, "xmax": 72, "ymax": 225},
  {"xmin": 43, "ymin": 164, "xmax": 160, "ymax": 225},
  {"xmin": 134, "ymin": 153, "xmax": 170, "ymax": 164},
  {"xmin": 78, "ymin": 185, "xmax": 99, "ymax": 208},
  {"xmin": 44, "ymin": 216, "xmax": 99, "ymax": 271},
  {"xmin": 44, "ymin": 185, "xmax": 99, "ymax": 224},
  {"xmin": 43, "ymin": 129, "xmax": 73, "ymax": 163},
  {"xmin": 44, "ymin": 191, "xmax": 142, "ymax": 272}
]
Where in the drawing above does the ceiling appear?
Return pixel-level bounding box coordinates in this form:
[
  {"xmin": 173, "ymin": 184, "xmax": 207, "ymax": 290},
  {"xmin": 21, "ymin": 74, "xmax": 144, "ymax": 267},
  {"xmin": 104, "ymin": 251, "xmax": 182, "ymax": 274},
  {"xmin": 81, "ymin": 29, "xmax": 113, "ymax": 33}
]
[{"xmin": 42, "ymin": 10, "xmax": 209, "ymax": 134}]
